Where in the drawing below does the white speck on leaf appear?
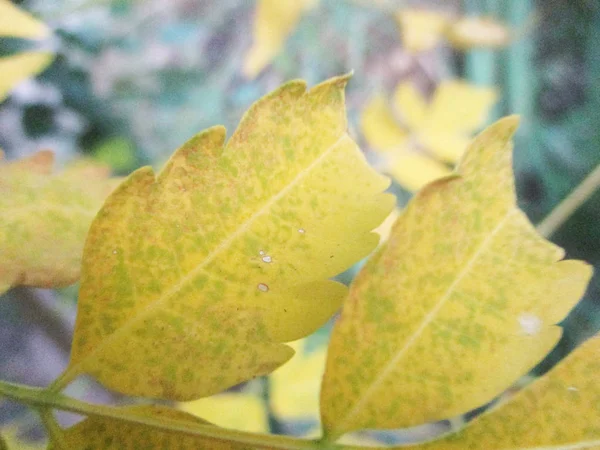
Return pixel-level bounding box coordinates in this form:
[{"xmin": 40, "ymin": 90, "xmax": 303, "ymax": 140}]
[
  {"xmin": 262, "ymin": 256, "xmax": 272, "ymax": 263},
  {"xmin": 518, "ymin": 313, "xmax": 542, "ymax": 336},
  {"xmin": 257, "ymin": 283, "xmax": 269, "ymax": 292},
  {"xmin": 298, "ymin": 228, "xmax": 305, "ymax": 234},
  {"xmin": 259, "ymin": 250, "xmax": 265, "ymax": 256},
  {"xmin": 567, "ymin": 386, "xmax": 578, "ymax": 392}
]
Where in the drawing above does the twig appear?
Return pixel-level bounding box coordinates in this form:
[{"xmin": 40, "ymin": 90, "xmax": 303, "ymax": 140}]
[{"xmin": 536, "ymin": 163, "xmax": 600, "ymax": 238}]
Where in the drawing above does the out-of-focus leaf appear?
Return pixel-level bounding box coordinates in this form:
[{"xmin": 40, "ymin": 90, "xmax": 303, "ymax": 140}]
[
  {"xmin": 361, "ymin": 81, "xmax": 496, "ymax": 191},
  {"xmin": 180, "ymin": 393, "xmax": 268, "ymax": 433},
  {"xmin": 320, "ymin": 117, "xmax": 592, "ymax": 437},
  {"xmin": 394, "ymin": 8, "xmax": 511, "ymax": 53},
  {"xmin": 394, "ymin": 9, "xmax": 450, "ymax": 53},
  {"xmin": 445, "ymin": 17, "xmax": 511, "ymax": 51},
  {"xmin": 0, "ymin": 0, "xmax": 49, "ymax": 39},
  {"xmin": 47, "ymin": 405, "xmax": 245, "ymax": 450},
  {"xmin": 92, "ymin": 137, "xmax": 137, "ymax": 173},
  {"xmin": 243, "ymin": 0, "xmax": 319, "ymax": 78},
  {"xmin": 388, "ymin": 152, "xmax": 452, "ymax": 192},
  {"xmin": 0, "ymin": 151, "xmax": 118, "ymax": 296},
  {"xmin": 53, "ymin": 76, "xmax": 393, "ymax": 401},
  {"xmin": 0, "ymin": 53, "xmax": 53, "ymax": 103},
  {"xmin": 269, "ymin": 339, "xmax": 327, "ymax": 422},
  {"xmin": 360, "ymin": 95, "xmax": 408, "ymax": 152},
  {"xmin": 413, "ymin": 336, "xmax": 600, "ymax": 449}
]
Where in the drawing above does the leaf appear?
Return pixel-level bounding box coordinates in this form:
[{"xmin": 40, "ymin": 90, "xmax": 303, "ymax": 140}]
[
  {"xmin": 414, "ymin": 336, "xmax": 600, "ymax": 449},
  {"xmin": 0, "ymin": 52, "xmax": 54, "ymax": 103},
  {"xmin": 269, "ymin": 338, "xmax": 327, "ymax": 422},
  {"xmin": 46, "ymin": 405, "xmax": 247, "ymax": 450},
  {"xmin": 0, "ymin": 0, "xmax": 49, "ymax": 39},
  {"xmin": 394, "ymin": 9, "xmax": 450, "ymax": 53},
  {"xmin": 243, "ymin": 0, "xmax": 318, "ymax": 78},
  {"xmin": 388, "ymin": 152, "xmax": 452, "ymax": 192},
  {"xmin": 445, "ymin": 17, "xmax": 511, "ymax": 51},
  {"xmin": 180, "ymin": 392, "xmax": 269, "ymax": 433},
  {"xmin": 360, "ymin": 95, "xmax": 408, "ymax": 153},
  {"xmin": 0, "ymin": 151, "xmax": 118, "ymax": 296},
  {"xmin": 320, "ymin": 116, "xmax": 592, "ymax": 438},
  {"xmin": 56, "ymin": 76, "xmax": 394, "ymax": 401},
  {"xmin": 361, "ymin": 81, "xmax": 496, "ymax": 191}
]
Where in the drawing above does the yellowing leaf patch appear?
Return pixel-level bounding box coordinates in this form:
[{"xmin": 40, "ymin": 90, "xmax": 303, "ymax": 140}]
[
  {"xmin": 320, "ymin": 116, "xmax": 592, "ymax": 438},
  {"xmin": 0, "ymin": 151, "xmax": 118, "ymax": 295},
  {"xmin": 415, "ymin": 336, "xmax": 600, "ymax": 449},
  {"xmin": 54, "ymin": 76, "xmax": 393, "ymax": 401},
  {"xmin": 47, "ymin": 405, "xmax": 247, "ymax": 450},
  {"xmin": 361, "ymin": 80, "xmax": 497, "ymax": 191},
  {"xmin": 243, "ymin": 0, "xmax": 318, "ymax": 78}
]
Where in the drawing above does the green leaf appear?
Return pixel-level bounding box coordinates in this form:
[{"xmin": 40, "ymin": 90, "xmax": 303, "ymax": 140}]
[
  {"xmin": 55, "ymin": 76, "xmax": 394, "ymax": 401},
  {"xmin": 46, "ymin": 405, "xmax": 245, "ymax": 450},
  {"xmin": 320, "ymin": 116, "xmax": 592, "ymax": 438},
  {"xmin": 414, "ymin": 336, "xmax": 600, "ymax": 449},
  {"xmin": 0, "ymin": 151, "xmax": 118, "ymax": 295}
]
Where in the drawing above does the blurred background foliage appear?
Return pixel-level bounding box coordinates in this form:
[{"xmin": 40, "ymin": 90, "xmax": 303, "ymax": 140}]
[{"xmin": 1, "ymin": 0, "xmax": 599, "ymax": 447}]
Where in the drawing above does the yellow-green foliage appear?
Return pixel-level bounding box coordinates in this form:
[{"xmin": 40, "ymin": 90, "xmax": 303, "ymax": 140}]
[
  {"xmin": 0, "ymin": 151, "xmax": 119, "ymax": 295},
  {"xmin": 0, "ymin": 77, "xmax": 597, "ymax": 450}
]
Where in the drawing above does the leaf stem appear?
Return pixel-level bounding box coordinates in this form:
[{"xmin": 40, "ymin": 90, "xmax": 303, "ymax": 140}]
[
  {"xmin": 536, "ymin": 163, "xmax": 600, "ymax": 238},
  {"xmin": 38, "ymin": 407, "xmax": 68, "ymax": 450},
  {"xmin": 0, "ymin": 380, "xmax": 346, "ymax": 450}
]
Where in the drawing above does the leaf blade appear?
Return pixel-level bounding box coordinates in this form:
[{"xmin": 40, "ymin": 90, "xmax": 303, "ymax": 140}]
[
  {"xmin": 46, "ymin": 405, "xmax": 248, "ymax": 450},
  {"xmin": 0, "ymin": 152, "xmax": 117, "ymax": 295},
  {"xmin": 414, "ymin": 336, "xmax": 600, "ymax": 449},
  {"xmin": 320, "ymin": 116, "xmax": 592, "ymax": 437},
  {"xmin": 0, "ymin": 52, "xmax": 53, "ymax": 102},
  {"xmin": 61, "ymin": 76, "xmax": 393, "ymax": 401}
]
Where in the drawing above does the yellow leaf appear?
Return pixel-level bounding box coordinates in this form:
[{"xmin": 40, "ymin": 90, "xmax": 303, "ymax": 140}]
[
  {"xmin": 181, "ymin": 392, "xmax": 269, "ymax": 433},
  {"xmin": 320, "ymin": 116, "xmax": 592, "ymax": 438},
  {"xmin": 394, "ymin": 9, "xmax": 450, "ymax": 53},
  {"xmin": 47, "ymin": 405, "xmax": 246, "ymax": 449},
  {"xmin": 243, "ymin": 0, "xmax": 318, "ymax": 78},
  {"xmin": 388, "ymin": 152, "xmax": 452, "ymax": 192},
  {"xmin": 425, "ymin": 80, "xmax": 498, "ymax": 137},
  {"xmin": 360, "ymin": 95, "xmax": 409, "ymax": 152},
  {"xmin": 54, "ymin": 76, "xmax": 394, "ymax": 401},
  {"xmin": 0, "ymin": 52, "xmax": 54, "ymax": 103},
  {"xmin": 417, "ymin": 132, "xmax": 473, "ymax": 164},
  {"xmin": 270, "ymin": 338, "xmax": 327, "ymax": 421},
  {"xmin": 392, "ymin": 83, "xmax": 428, "ymax": 130},
  {"xmin": 446, "ymin": 17, "xmax": 511, "ymax": 51},
  {"xmin": 414, "ymin": 336, "xmax": 600, "ymax": 449},
  {"xmin": 0, "ymin": 0, "xmax": 49, "ymax": 39},
  {"xmin": 0, "ymin": 151, "xmax": 118, "ymax": 295}
]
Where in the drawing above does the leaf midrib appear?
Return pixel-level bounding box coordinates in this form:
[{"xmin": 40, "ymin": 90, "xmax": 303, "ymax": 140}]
[
  {"xmin": 332, "ymin": 207, "xmax": 518, "ymax": 434},
  {"xmin": 65, "ymin": 133, "xmax": 350, "ymax": 380}
]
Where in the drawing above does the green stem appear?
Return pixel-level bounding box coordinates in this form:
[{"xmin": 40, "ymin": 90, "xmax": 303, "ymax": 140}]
[
  {"xmin": 38, "ymin": 407, "xmax": 68, "ymax": 450},
  {"xmin": 0, "ymin": 380, "xmax": 345, "ymax": 450},
  {"xmin": 536, "ymin": 163, "xmax": 600, "ymax": 238}
]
